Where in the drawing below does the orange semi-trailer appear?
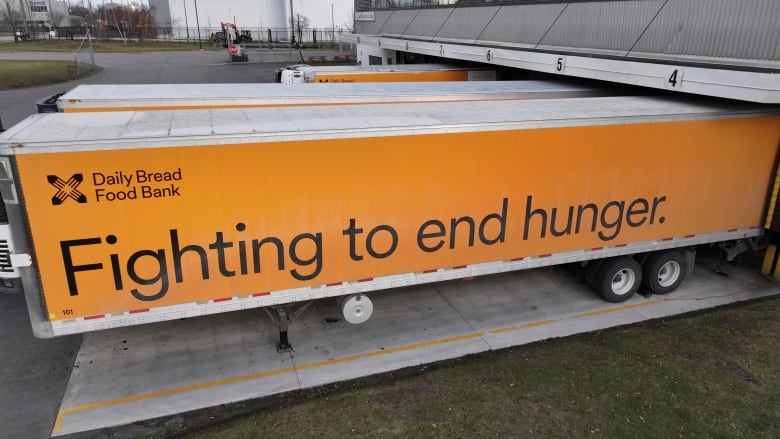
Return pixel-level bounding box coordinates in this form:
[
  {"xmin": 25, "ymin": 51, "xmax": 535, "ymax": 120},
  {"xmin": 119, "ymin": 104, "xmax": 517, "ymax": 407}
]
[
  {"xmin": 0, "ymin": 96, "xmax": 778, "ymax": 341},
  {"xmin": 55, "ymin": 81, "xmax": 607, "ymax": 113},
  {"xmin": 280, "ymin": 63, "xmax": 496, "ymax": 83}
]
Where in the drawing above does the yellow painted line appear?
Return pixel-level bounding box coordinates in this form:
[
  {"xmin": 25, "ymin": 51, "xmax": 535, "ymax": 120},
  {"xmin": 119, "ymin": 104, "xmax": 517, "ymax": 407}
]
[
  {"xmin": 53, "ymin": 331, "xmax": 486, "ymax": 434},
  {"xmin": 50, "ymin": 296, "xmax": 682, "ymax": 433},
  {"xmin": 490, "ymin": 325, "xmax": 518, "ymax": 334},
  {"xmin": 489, "ymin": 319, "xmax": 557, "ymax": 334},
  {"xmin": 295, "ymin": 354, "xmax": 364, "ymax": 370},
  {"xmin": 572, "ymin": 300, "xmax": 661, "ymax": 318},
  {"xmin": 53, "ymin": 364, "xmax": 299, "ymax": 433},
  {"xmin": 522, "ymin": 319, "xmax": 557, "ymax": 328},
  {"xmin": 53, "ymin": 410, "xmax": 65, "ymax": 434},
  {"xmin": 364, "ymin": 332, "xmax": 484, "ymax": 357}
]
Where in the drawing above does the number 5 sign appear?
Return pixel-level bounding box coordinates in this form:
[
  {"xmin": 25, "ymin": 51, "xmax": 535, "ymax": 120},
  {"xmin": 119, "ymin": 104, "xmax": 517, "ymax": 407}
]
[{"xmin": 555, "ymin": 57, "xmax": 566, "ymax": 73}]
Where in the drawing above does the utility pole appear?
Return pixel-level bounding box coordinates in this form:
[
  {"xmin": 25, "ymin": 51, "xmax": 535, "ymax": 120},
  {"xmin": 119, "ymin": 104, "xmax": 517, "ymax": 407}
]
[
  {"xmin": 46, "ymin": 0, "xmax": 56, "ymax": 35},
  {"xmin": 194, "ymin": 0, "xmax": 201, "ymax": 49},
  {"xmin": 183, "ymin": 0, "xmax": 189, "ymax": 40},
  {"xmin": 331, "ymin": 3, "xmax": 334, "ymax": 44},
  {"xmin": 86, "ymin": 0, "xmax": 93, "ymax": 35},
  {"xmin": 18, "ymin": 0, "xmax": 29, "ymax": 37},
  {"xmin": 288, "ymin": 0, "xmax": 294, "ymax": 47}
]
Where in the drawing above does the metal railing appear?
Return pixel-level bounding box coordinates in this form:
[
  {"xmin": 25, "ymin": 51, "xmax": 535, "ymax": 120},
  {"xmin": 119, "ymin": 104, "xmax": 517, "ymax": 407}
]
[{"xmin": 28, "ymin": 25, "xmax": 353, "ymax": 49}]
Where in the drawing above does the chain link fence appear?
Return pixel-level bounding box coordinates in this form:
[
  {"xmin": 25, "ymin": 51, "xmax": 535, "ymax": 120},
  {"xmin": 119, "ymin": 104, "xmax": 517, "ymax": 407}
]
[
  {"xmin": 35, "ymin": 25, "xmax": 351, "ymax": 49},
  {"xmin": 73, "ymin": 30, "xmax": 96, "ymax": 75},
  {"xmin": 159, "ymin": 26, "xmax": 351, "ymax": 49}
]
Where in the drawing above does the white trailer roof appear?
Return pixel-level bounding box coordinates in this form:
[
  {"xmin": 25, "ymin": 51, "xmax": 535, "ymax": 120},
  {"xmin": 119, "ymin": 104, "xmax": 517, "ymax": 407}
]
[
  {"xmin": 2, "ymin": 96, "xmax": 778, "ymax": 153},
  {"xmin": 293, "ymin": 63, "xmax": 490, "ymax": 74},
  {"xmin": 57, "ymin": 81, "xmax": 598, "ymax": 111}
]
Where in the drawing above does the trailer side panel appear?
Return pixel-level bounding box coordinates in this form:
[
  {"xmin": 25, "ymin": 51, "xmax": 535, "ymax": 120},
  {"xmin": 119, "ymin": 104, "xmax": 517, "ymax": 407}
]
[{"xmin": 12, "ymin": 116, "xmax": 779, "ymax": 326}]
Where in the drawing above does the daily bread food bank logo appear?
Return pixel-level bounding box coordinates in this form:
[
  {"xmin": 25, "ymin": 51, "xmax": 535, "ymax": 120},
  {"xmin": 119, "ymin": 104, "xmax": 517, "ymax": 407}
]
[
  {"xmin": 48, "ymin": 174, "xmax": 88, "ymax": 205},
  {"xmin": 48, "ymin": 168, "xmax": 183, "ymax": 205}
]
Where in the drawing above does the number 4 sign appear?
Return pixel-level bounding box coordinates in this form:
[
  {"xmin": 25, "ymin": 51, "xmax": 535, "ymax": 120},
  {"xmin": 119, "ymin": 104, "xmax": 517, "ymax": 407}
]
[{"xmin": 665, "ymin": 68, "xmax": 684, "ymax": 89}]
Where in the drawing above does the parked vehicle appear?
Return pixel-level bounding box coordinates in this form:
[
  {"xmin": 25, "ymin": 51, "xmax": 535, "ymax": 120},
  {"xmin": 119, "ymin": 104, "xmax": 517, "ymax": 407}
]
[
  {"xmin": 274, "ymin": 64, "xmax": 310, "ymax": 82},
  {"xmin": 217, "ymin": 22, "xmax": 248, "ymax": 62},
  {"xmin": 280, "ymin": 63, "xmax": 496, "ymax": 83},
  {"xmin": 53, "ymin": 81, "xmax": 612, "ymax": 112},
  {"xmin": 239, "ymin": 30, "xmax": 253, "ymax": 43},
  {"xmin": 0, "ymin": 96, "xmax": 778, "ymax": 344}
]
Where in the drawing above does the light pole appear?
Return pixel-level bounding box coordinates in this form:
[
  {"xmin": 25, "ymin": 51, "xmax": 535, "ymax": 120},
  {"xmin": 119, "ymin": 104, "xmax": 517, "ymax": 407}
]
[
  {"xmin": 331, "ymin": 3, "xmax": 334, "ymax": 44},
  {"xmin": 288, "ymin": 0, "xmax": 294, "ymax": 47},
  {"xmin": 18, "ymin": 0, "xmax": 29, "ymax": 37},
  {"xmin": 183, "ymin": 0, "xmax": 189, "ymax": 40},
  {"xmin": 194, "ymin": 0, "xmax": 201, "ymax": 49}
]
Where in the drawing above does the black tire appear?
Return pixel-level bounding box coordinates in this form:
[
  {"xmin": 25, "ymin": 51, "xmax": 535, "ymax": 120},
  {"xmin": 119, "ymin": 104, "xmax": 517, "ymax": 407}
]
[
  {"xmin": 594, "ymin": 257, "xmax": 642, "ymax": 303},
  {"xmin": 641, "ymin": 250, "xmax": 687, "ymax": 294},
  {"xmin": 584, "ymin": 259, "xmax": 605, "ymax": 289}
]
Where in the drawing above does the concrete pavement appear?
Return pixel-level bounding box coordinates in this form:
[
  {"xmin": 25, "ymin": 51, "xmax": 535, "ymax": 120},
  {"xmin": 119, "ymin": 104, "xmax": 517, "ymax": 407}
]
[
  {"xmin": 0, "ymin": 47, "xmax": 350, "ymax": 129},
  {"xmin": 53, "ymin": 248, "xmax": 779, "ymax": 437},
  {"xmin": 1, "ymin": 49, "xmax": 778, "ymax": 439},
  {"xmin": 0, "ymin": 49, "xmax": 295, "ymax": 439}
]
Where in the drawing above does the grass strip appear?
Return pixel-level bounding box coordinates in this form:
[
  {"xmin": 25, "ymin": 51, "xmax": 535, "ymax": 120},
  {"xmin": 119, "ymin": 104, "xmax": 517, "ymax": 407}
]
[
  {"xmin": 0, "ymin": 60, "xmax": 96, "ymax": 89},
  {"xmin": 0, "ymin": 39, "xmax": 208, "ymax": 53},
  {"xmin": 155, "ymin": 297, "xmax": 780, "ymax": 438}
]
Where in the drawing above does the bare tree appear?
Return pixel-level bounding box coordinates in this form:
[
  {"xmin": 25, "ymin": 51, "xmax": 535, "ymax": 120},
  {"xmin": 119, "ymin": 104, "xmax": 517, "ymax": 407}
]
[
  {"xmin": 95, "ymin": 3, "xmax": 155, "ymax": 41},
  {"xmin": 341, "ymin": 5, "xmax": 354, "ymax": 32},
  {"xmin": 2, "ymin": 0, "xmax": 20, "ymax": 31},
  {"xmin": 291, "ymin": 12, "xmax": 308, "ymax": 46},
  {"xmin": 17, "ymin": 0, "xmax": 27, "ymax": 36},
  {"xmin": 133, "ymin": 8, "xmax": 154, "ymax": 41}
]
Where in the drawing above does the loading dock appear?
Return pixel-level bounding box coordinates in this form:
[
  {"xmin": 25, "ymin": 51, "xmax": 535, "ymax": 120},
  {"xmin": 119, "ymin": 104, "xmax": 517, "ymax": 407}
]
[{"xmin": 53, "ymin": 249, "xmax": 779, "ymax": 436}]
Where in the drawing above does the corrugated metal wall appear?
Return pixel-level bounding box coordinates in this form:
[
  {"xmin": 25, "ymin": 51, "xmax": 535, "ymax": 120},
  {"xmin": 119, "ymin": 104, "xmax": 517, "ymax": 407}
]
[{"xmin": 355, "ymin": 0, "xmax": 780, "ymax": 68}]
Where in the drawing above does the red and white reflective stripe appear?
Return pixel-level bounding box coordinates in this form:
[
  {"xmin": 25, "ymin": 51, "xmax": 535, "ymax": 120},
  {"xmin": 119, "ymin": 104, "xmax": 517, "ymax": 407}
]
[{"xmin": 53, "ymin": 226, "xmax": 760, "ymax": 328}]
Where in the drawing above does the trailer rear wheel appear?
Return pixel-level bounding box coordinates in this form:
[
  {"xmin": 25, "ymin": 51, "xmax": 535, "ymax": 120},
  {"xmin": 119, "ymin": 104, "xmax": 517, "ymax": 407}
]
[
  {"xmin": 584, "ymin": 259, "xmax": 605, "ymax": 289},
  {"xmin": 642, "ymin": 250, "xmax": 687, "ymax": 294},
  {"xmin": 595, "ymin": 257, "xmax": 642, "ymax": 303}
]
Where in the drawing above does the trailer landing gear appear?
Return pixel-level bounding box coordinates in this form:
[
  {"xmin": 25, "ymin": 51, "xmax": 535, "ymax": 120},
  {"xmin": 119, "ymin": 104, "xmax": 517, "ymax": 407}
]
[
  {"xmin": 263, "ymin": 294, "xmax": 375, "ymax": 352},
  {"xmin": 264, "ymin": 302, "xmax": 313, "ymax": 353}
]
